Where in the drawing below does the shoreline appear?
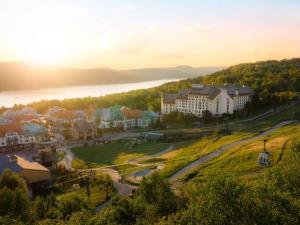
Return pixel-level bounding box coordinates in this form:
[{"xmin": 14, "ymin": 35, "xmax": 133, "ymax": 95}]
[{"xmin": 0, "ymin": 78, "xmax": 180, "ymax": 108}]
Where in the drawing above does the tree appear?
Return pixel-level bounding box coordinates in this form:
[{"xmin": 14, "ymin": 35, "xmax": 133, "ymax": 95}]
[
  {"xmin": 0, "ymin": 169, "xmax": 28, "ymax": 193},
  {"xmin": 0, "ymin": 170, "xmax": 30, "ymax": 219},
  {"xmin": 55, "ymin": 192, "xmax": 93, "ymax": 219},
  {"xmin": 138, "ymin": 173, "xmax": 178, "ymax": 217},
  {"xmin": 202, "ymin": 110, "xmax": 214, "ymax": 123}
]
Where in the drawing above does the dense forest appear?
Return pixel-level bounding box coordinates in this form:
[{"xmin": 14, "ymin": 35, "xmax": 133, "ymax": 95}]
[
  {"xmin": 0, "ymin": 139, "xmax": 299, "ymax": 225},
  {"xmin": 14, "ymin": 58, "xmax": 300, "ymax": 113}
]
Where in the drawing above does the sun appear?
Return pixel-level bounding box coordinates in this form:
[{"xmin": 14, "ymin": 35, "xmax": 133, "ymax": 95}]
[{"xmin": 18, "ymin": 30, "xmax": 68, "ymax": 64}]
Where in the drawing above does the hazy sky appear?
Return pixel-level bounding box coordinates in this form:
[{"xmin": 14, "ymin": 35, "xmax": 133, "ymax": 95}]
[{"xmin": 0, "ymin": 0, "xmax": 299, "ymax": 69}]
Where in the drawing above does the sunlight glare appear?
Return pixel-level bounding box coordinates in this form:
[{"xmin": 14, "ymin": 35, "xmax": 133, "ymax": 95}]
[{"xmin": 18, "ymin": 30, "xmax": 68, "ymax": 64}]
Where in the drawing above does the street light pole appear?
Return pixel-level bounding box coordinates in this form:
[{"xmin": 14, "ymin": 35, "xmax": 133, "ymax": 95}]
[{"xmin": 216, "ymin": 115, "xmax": 219, "ymax": 132}]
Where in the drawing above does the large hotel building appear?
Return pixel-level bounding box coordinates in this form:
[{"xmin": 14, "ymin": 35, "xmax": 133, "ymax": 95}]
[{"xmin": 161, "ymin": 84, "xmax": 254, "ymax": 117}]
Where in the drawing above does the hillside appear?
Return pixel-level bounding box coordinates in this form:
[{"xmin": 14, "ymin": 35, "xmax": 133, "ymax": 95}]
[
  {"xmin": 1, "ymin": 101, "xmax": 298, "ymax": 225},
  {"xmin": 23, "ymin": 58, "xmax": 300, "ymax": 113},
  {"xmin": 199, "ymin": 58, "xmax": 300, "ymax": 105},
  {"xmin": 0, "ymin": 61, "xmax": 222, "ymax": 91}
]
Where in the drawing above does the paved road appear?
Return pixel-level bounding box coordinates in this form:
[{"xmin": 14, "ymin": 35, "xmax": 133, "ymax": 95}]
[{"xmin": 169, "ymin": 120, "xmax": 293, "ymax": 181}]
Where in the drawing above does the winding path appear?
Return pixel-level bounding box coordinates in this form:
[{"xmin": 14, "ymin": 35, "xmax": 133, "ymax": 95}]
[{"xmin": 169, "ymin": 120, "xmax": 293, "ymax": 181}]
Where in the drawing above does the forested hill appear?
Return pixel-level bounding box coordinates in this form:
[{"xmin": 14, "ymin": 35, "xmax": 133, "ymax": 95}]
[
  {"xmin": 23, "ymin": 58, "xmax": 300, "ymax": 112},
  {"xmin": 199, "ymin": 58, "xmax": 300, "ymax": 104},
  {"xmin": 0, "ymin": 61, "xmax": 222, "ymax": 91}
]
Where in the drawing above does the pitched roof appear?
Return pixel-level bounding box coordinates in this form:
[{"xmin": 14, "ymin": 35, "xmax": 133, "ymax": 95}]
[
  {"xmin": 84, "ymin": 109, "xmax": 95, "ymax": 117},
  {"xmin": 53, "ymin": 110, "xmax": 77, "ymax": 120},
  {"xmin": 0, "ymin": 155, "xmax": 22, "ymax": 174},
  {"xmin": 22, "ymin": 123, "xmax": 47, "ymax": 136},
  {"xmin": 219, "ymin": 84, "xmax": 254, "ymax": 96},
  {"xmin": 189, "ymin": 85, "xmax": 221, "ymax": 99},
  {"xmin": 142, "ymin": 111, "xmax": 159, "ymax": 120},
  {"xmin": 176, "ymin": 89, "xmax": 190, "ymax": 99},
  {"xmin": 110, "ymin": 105, "xmax": 123, "ymax": 121},
  {"xmin": 96, "ymin": 108, "xmax": 111, "ymax": 121},
  {"xmin": 0, "ymin": 155, "xmax": 49, "ymax": 176},
  {"xmin": 16, "ymin": 155, "xmax": 49, "ymax": 172},
  {"xmin": 121, "ymin": 107, "xmax": 143, "ymax": 119},
  {"xmin": 162, "ymin": 84, "xmax": 253, "ymax": 102},
  {"xmin": 18, "ymin": 107, "xmax": 37, "ymax": 115},
  {"xmin": 162, "ymin": 93, "xmax": 177, "ymax": 104},
  {"xmin": 0, "ymin": 124, "xmax": 22, "ymax": 137},
  {"xmin": 15, "ymin": 114, "xmax": 36, "ymax": 122}
]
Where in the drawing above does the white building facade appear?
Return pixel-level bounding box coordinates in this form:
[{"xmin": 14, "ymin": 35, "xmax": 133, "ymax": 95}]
[
  {"xmin": 161, "ymin": 84, "xmax": 253, "ymax": 117},
  {"xmin": 0, "ymin": 131, "xmax": 35, "ymax": 148}
]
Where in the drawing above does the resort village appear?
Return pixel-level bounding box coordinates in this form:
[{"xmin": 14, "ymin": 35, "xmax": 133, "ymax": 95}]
[{"xmin": 0, "ymin": 83, "xmax": 257, "ymax": 187}]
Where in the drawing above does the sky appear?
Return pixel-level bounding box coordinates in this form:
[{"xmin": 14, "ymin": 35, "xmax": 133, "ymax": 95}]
[{"xmin": 0, "ymin": 0, "xmax": 299, "ymax": 69}]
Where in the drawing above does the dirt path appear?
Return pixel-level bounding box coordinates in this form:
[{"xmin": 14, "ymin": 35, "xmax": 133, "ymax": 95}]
[
  {"xmin": 126, "ymin": 144, "xmax": 174, "ymax": 182},
  {"xmin": 59, "ymin": 145, "xmax": 138, "ymax": 197},
  {"xmin": 169, "ymin": 120, "xmax": 293, "ymax": 182}
]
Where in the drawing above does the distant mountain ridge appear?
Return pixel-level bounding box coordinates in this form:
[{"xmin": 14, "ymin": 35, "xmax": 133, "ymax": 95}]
[{"xmin": 0, "ymin": 61, "xmax": 223, "ymax": 92}]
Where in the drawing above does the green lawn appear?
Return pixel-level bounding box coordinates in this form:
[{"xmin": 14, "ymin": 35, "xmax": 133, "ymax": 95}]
[{"xmin": 72, "ymin": 142, "xmax": 171, "ymax": 167}]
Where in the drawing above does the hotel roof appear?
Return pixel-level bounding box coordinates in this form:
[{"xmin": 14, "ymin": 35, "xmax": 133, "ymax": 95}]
[
  {"xmin": 162, "ymin": 84, "xmax": 253, "ymax": 102},
  {"xmin": 162, "ymin": 93, "xmax": 178, "ymax": 104}
]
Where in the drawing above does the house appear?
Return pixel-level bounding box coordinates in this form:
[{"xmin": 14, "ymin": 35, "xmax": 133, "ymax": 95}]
[
  {"xmin": 0, "ymin": 124, "xmax": 36, "ymax": 150},
  {"xmin": 96, "ymin": 108, "xmax": 112, "ymax": 128},
  {"xmin": 22, "ymin": 123, "xmax": 48, "ymax": 143},
  {"xmin": 142, "ymin": 110, "xmax": 160, "ymax": 127},
  {"xmin": 17, "ymin": 107, "xmax": 38, "ymax": 116},
  {"xmin": 47, "ymin": 109, "xmax": 82, "ymax": 125},
  {"xmin": 15, "ymin": 114, "xmax": 37, "ymax": 123},
  {"xmin": 84, "ymin": 109, "xmax": 97, "ymax": 123},
  {"xmin": 161, "ymin": 84, "xmax": 254, "ymax": 117},
  {"xmin": 45, "ymin": 106, "xmax": 65, "ymax": 118},
  {"xmin": 2, "ymin": 107, "xmax": 39, "ymax": 124},
  {"xmin": 71, "ymin": 120, "xmax": 97, "ymax": 140},
  {"xmin": 97, "ymin": 106, "xmax": 160, "ymax": 130},
  {"xmin": 120, "ymin": 107, "xmax": 143, "ymax": 129},
  {"xmin": 0, "ymin": 116, "xmax": 11, "ymax": 125},
  {"xmin": 0, "ymin": 155, "xmax": 51, "ymax": 184}
]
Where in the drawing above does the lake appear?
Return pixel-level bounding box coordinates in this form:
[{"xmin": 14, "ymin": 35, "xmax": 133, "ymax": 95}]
[{"xmin": 0, "ymin": 79, "xmax": 179, "ymax": 107}]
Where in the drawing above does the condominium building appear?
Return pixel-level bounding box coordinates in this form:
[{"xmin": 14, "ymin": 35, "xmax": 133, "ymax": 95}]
[{"xmin": 161, "ymin": 84, "xmax": 253, "ymax": 117}]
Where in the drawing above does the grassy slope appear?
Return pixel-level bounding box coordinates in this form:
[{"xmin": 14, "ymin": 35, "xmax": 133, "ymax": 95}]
[
  {"xmin": 155, "ymin": 104, "xmax": 300, "ymax": 178},
  {"xmin": 189, "ymin": 123, "xmax": 300, "ymax": 183}
]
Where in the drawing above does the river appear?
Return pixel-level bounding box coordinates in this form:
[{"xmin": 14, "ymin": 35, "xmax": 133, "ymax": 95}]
[{"xmin": 0, "ymin": 79, "xmax": 179, "ymax": 107}]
